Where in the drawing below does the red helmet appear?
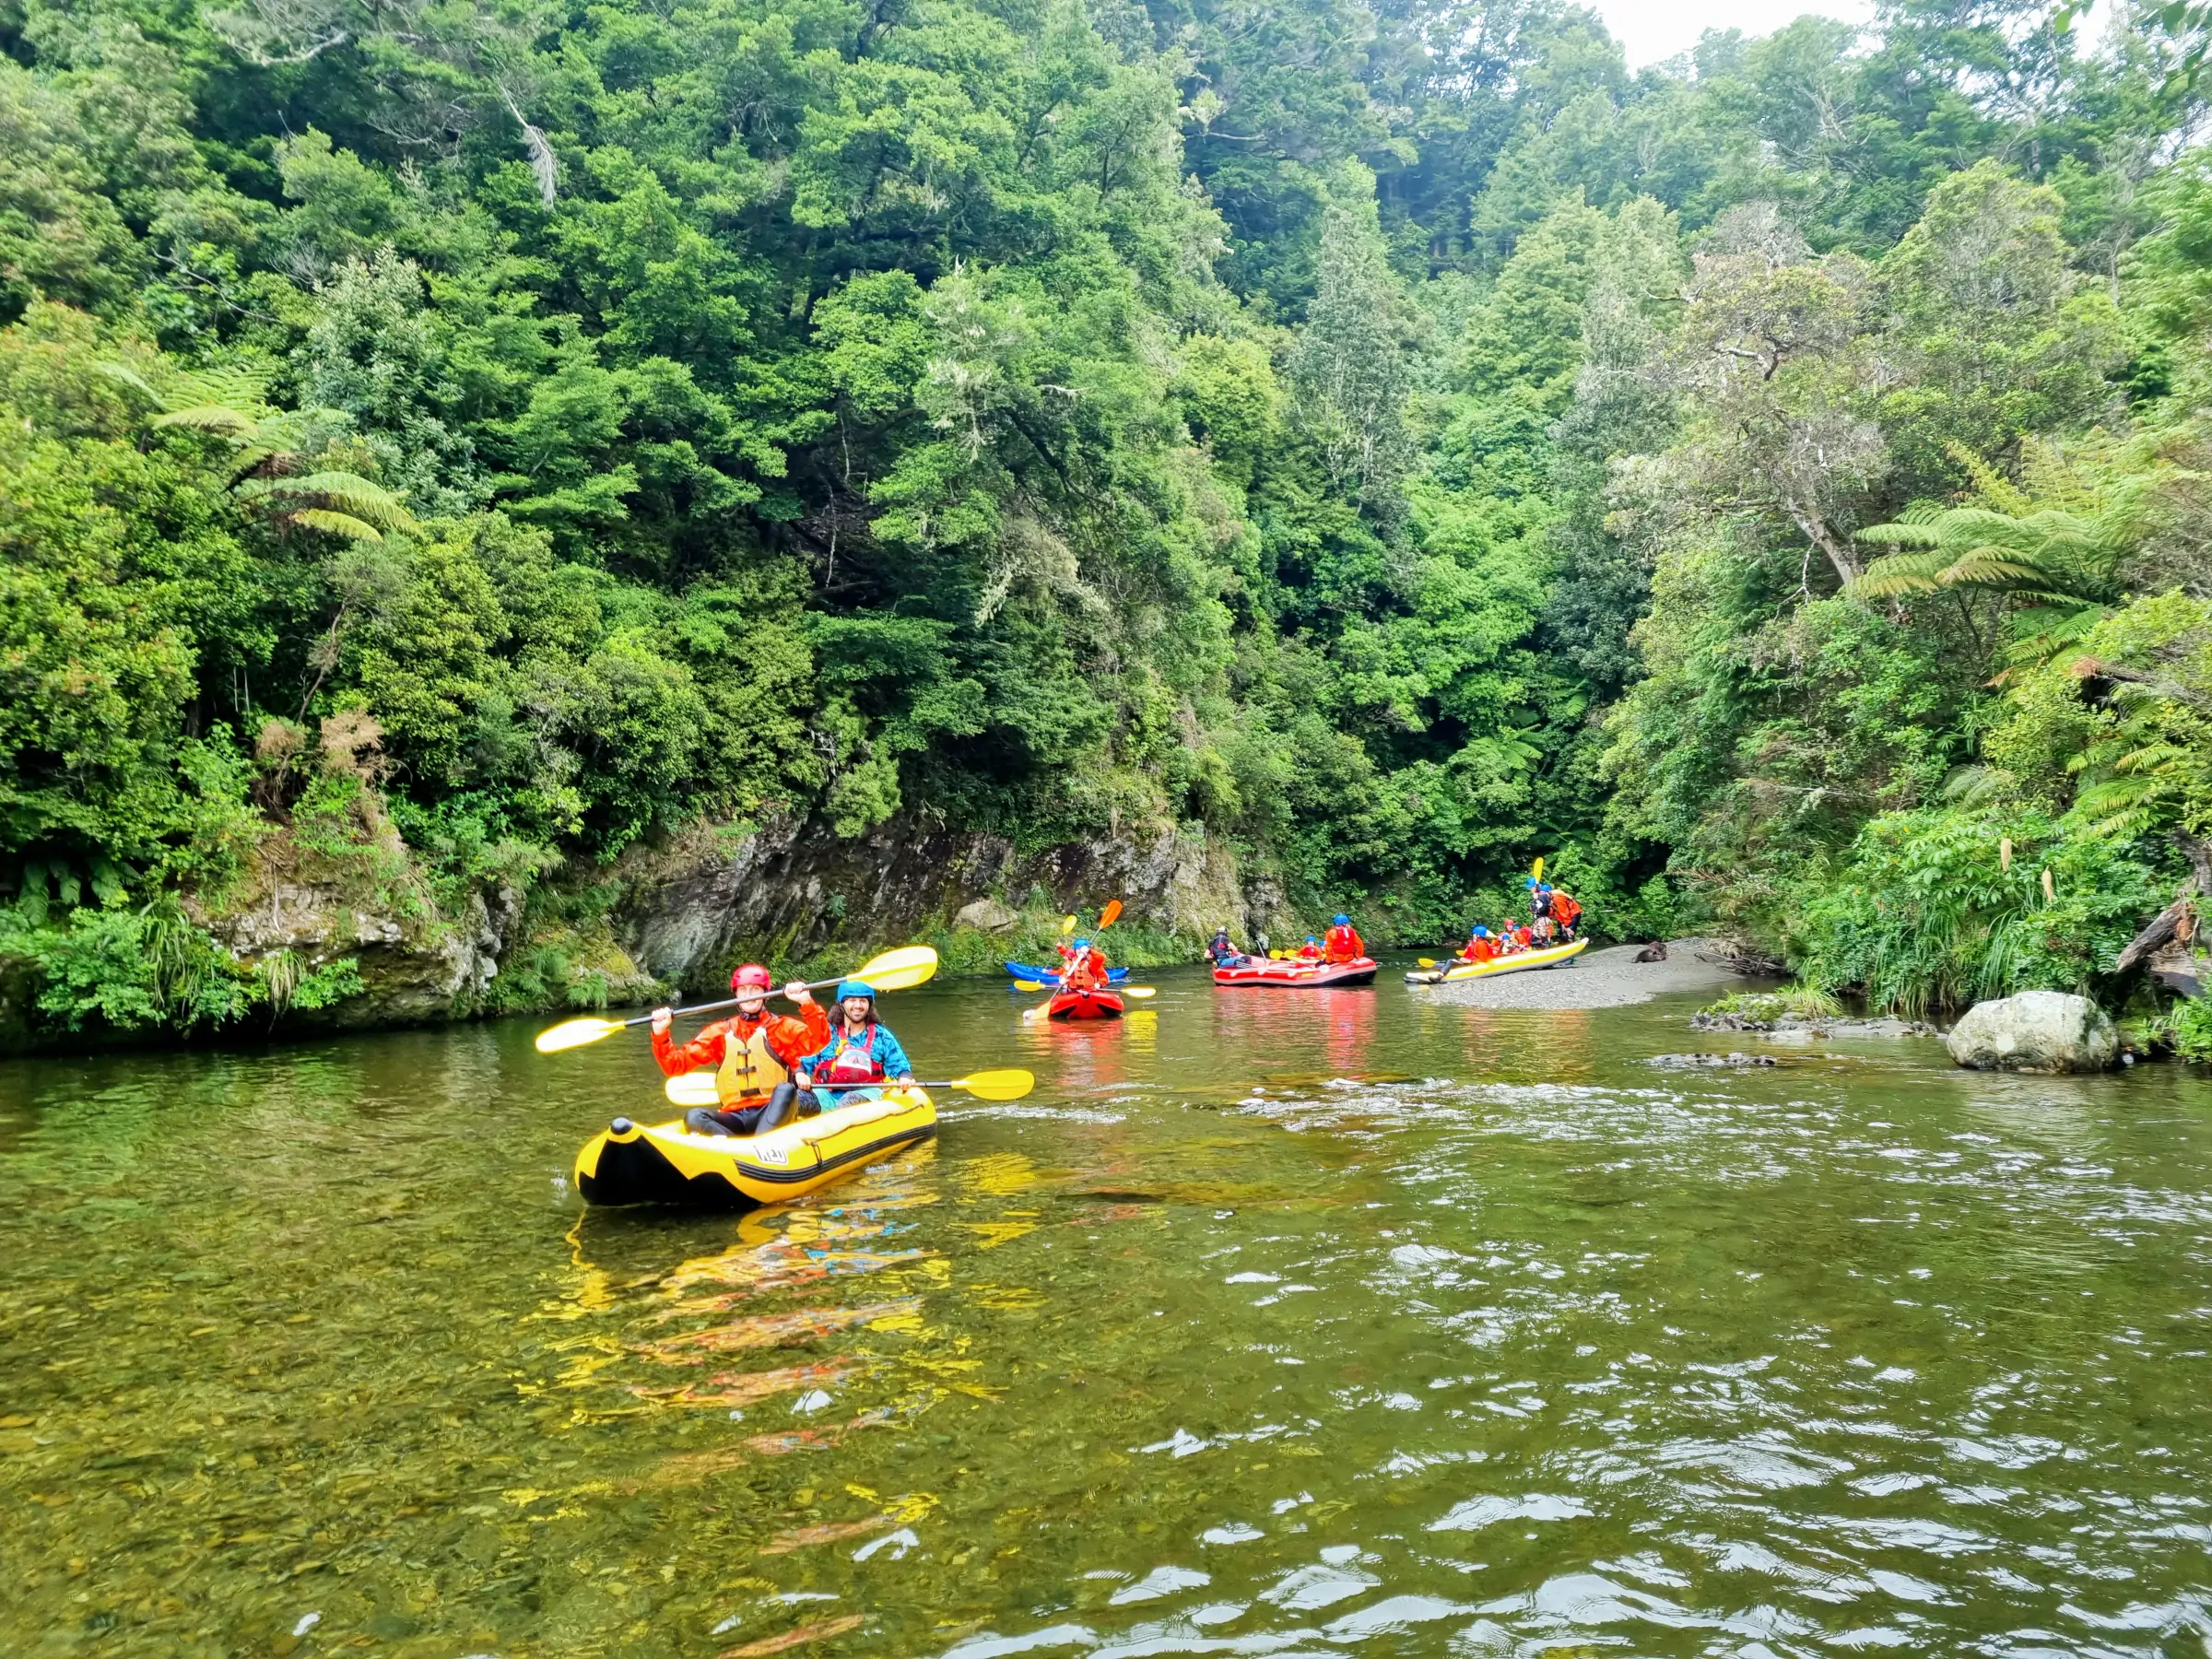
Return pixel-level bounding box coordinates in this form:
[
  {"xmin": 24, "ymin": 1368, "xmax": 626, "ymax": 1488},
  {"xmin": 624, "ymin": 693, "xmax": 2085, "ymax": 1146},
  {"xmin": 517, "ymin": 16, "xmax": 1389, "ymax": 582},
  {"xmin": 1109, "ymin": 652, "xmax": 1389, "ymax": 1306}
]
[{"xmin": 730, "ymin": 963, "xmax": 773, "ymax": 994}]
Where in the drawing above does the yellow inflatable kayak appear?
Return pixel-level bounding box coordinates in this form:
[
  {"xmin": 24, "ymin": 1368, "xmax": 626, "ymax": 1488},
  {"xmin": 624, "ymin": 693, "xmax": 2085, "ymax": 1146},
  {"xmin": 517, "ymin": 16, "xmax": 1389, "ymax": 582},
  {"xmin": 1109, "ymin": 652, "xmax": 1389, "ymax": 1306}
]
[
  {"xmin": 1405, "ymin": 937, "xmax": 1588, "ymax": 983},
  {"xmin": 574, "ymin": 1088, "xmax": 936, "ymax": 1208}
]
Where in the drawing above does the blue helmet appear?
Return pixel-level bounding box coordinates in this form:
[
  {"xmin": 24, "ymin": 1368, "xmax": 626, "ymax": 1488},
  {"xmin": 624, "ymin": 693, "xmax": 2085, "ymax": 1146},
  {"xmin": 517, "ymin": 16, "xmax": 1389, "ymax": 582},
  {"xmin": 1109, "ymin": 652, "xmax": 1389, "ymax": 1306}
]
[
  {"xmin": 1333, "ymin": 913, "xmax": 1349, "ymax": 925},
  {"xmin": 834, "ymin": 979, "xmax": 876, "ymax": 1002},
  {"xmin": 1072, "ymin": 936, "xmax": 1090, "ymax": 949},
  {"xmin": 1306, "ymin": 935, "xmax": 1319, "ymax": 944},
  {"xmin": 1524, "ymin": 877, "xmax": 1537, "ymax": 888},
  {"xmin": 1473, "ymin": 926, "xmax": 1489, "ymax": 937}
]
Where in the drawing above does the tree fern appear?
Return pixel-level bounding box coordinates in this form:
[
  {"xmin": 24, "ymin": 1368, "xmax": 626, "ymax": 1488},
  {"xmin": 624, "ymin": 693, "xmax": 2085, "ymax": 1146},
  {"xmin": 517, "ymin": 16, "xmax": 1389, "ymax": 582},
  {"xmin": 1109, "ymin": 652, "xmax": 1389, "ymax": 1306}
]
[{"xmin": 101, "ymin": 362, "xmax": 418, "ymax": 543}]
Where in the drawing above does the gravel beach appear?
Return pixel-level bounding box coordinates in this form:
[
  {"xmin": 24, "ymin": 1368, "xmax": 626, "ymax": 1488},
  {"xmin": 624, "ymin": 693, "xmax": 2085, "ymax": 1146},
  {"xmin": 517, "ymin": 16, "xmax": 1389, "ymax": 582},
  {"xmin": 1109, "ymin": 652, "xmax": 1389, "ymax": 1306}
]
[{"xmin": 1411, "ymin": 938, "xmax": 1747, "ymax": 1010}]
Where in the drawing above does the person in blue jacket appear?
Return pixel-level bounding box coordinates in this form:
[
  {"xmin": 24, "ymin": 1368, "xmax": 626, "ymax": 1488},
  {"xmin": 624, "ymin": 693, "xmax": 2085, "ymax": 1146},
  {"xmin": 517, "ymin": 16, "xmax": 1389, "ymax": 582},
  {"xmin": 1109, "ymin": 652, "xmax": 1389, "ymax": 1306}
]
[{"xmin": 794, "ymin": 980, "xmax": 916, "ymax": 1107}]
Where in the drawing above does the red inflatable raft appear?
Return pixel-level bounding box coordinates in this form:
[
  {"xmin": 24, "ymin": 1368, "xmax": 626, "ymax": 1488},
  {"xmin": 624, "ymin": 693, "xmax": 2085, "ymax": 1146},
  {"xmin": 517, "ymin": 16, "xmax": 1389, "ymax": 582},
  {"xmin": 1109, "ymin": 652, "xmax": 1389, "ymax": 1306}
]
[
  {"xmin": 1049, "ymin": 987, "xmax": 1125, "ymax": 1019},
  {"xmin": 1212, "ymin": 957, "xmax": 1379, "ymax": 989}
]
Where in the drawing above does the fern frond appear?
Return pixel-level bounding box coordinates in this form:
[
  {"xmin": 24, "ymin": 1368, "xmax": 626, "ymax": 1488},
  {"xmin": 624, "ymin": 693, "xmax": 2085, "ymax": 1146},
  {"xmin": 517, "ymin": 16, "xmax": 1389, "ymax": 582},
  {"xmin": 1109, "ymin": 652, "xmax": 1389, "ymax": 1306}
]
[
  {"xmin": 152, "ymin": 405, "xmax": 261, "ymax": 435},
  {"xmin": 1946, "ymin": 441, "xmax": 2032, "ymax": 515},
  {"xmin": 262, "ymin": 471, "xmax": 419, "ymax": 531},
  {"xmin": 1940, "ymin": 764, "xmax": 2006, "ymax": 806},
  {"xmin": 1854, "ymin": 522, "xmax": 1942, "ymax": 547},
  {"xmin": 286, "ymin": 508, "xmax": 386, "ymax": 542},
  {"xmin": 1847, "ymin": 549, "xmax": 1950, "ymax": 598},
  {"xmin": 1936, "ymin": 555, "xmax": 2053, "ymax": 588},
  {"xmin": 93, "ymin": 362, "xmax": 163, "ymax": 405}
]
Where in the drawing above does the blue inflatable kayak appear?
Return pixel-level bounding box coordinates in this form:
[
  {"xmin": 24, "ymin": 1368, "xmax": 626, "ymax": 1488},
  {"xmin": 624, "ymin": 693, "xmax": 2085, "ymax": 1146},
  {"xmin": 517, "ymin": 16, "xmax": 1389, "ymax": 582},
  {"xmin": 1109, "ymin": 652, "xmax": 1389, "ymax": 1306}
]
[{"xmin": 1005, "ymin": 960, "xmax": 1129, "ymax": 986}]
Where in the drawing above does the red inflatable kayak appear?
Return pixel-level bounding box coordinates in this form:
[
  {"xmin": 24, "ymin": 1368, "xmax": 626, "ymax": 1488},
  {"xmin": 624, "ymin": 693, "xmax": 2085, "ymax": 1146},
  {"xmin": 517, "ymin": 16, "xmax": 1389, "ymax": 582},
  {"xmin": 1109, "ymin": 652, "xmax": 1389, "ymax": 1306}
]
[
  {"xmin": 1212, "ymin": 957, "xmax": 1378, "ymax": 988},
  {"xmin": 1049, "ymin": 987, "xmax": 1124, "ymax": 1019}
]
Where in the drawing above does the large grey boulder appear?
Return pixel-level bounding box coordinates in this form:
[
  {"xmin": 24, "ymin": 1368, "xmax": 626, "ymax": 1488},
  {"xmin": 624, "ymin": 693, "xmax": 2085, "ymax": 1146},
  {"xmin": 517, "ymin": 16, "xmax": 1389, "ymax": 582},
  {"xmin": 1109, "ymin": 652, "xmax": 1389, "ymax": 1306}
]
[
  {"xmin": 1946, "ymin": 991, "xmax": 2117, "ymax": 1074},
  {"xmin": 954, "ymin": 897, "xmax": 1021, "ymax": 933}
]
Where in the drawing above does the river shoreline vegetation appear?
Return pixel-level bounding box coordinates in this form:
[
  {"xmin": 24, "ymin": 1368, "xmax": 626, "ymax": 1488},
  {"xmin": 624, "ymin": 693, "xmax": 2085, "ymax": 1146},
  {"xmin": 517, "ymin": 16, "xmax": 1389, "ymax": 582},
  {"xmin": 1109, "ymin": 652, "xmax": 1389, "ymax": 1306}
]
[{"xmin": 7, "ymin": 0, "xmax": 2212, "ymax": 1046}]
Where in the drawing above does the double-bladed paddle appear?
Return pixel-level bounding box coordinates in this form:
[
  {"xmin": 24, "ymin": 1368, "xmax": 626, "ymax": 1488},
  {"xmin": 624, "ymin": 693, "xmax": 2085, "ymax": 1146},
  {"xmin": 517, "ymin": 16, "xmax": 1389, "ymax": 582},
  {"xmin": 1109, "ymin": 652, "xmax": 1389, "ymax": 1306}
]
[
  {"xmin": 535, "ymin": 945, "xmax": 939, "ymax": 1054},
  {"xmin": 663, "ymin": 1068, "xmax": 1035, "ymax": 1107}
]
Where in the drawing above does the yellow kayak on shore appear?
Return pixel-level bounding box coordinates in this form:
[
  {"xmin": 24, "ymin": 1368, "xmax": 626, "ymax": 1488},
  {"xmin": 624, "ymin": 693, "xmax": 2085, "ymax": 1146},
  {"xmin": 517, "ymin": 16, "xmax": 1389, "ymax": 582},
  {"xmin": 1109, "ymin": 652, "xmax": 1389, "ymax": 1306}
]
[
  {"xmin": 574, "ymin": 1088, "xmax": 936, "ymax": 1208},
  {"xmin": 1405, "ymin": 937, "xmax": 1588, "ymax": 984}
]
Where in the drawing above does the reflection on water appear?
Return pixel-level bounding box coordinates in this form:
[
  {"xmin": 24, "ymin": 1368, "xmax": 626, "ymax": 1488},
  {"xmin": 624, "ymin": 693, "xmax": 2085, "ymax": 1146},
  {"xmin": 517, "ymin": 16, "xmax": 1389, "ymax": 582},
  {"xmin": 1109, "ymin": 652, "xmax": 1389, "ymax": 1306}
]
[{"xmin": 5, "ymin": 967, "xmax": 2212, "ymax": 1656}]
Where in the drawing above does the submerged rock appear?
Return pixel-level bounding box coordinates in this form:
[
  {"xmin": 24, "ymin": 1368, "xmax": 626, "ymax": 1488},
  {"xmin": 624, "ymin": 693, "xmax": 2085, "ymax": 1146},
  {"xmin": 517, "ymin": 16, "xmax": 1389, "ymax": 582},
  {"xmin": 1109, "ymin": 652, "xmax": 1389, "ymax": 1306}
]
[
  {"xmin": 1647, "ymin": 1052, "xmax": 1780, "ymax": 1069},
  {"xmin": 1945, "ymin": 991, "xmax": 2117, "ymax": 1074},
  {"xmin": 1692, "ymin": 1009, "xmax": 1936, "ymax": 1039}
]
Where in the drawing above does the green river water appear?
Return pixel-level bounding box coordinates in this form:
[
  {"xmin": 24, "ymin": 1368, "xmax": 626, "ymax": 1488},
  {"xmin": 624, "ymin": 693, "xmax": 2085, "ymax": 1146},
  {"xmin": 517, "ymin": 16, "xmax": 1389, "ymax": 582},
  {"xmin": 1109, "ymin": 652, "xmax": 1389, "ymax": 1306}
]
[{"xmin": 4, "ymin": 964, "xmax": 2210, "ymax": 1658}]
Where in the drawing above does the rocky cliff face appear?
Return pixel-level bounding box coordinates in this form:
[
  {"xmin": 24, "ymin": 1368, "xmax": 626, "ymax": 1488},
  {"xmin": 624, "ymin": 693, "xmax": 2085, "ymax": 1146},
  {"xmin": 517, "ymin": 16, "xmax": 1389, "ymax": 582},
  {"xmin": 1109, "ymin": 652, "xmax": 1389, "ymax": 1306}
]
[
  {"xmin": 200, "ymin": 877, "xmax": 525, "ymax": 1028},
  {"xmin": 0, "ymin": 810, "xmax": 1289, "ymax": 1052},
  {"xmin": 613, "ymin": 812, "xmax": 1285, "ymax": 991}
]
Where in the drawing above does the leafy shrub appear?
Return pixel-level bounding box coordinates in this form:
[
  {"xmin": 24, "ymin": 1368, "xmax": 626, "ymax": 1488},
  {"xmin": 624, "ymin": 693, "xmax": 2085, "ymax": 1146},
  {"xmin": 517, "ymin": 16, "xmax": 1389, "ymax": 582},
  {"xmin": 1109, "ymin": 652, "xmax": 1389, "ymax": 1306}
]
[
  {"xmin": 1794, "ymin": 807, "xmax": 2168, "ymax": 1016},
  {"xmin": 6, "ymin": 900, "xmax": 255, "ymax": 1033},
  {"xmin": 2171, "ymin": 1000, "xmax": 2212, "ymax": 1064},
  {"xmin": 1699, "ymin": 985, "xmax": 1843, "ymax": 1023}
]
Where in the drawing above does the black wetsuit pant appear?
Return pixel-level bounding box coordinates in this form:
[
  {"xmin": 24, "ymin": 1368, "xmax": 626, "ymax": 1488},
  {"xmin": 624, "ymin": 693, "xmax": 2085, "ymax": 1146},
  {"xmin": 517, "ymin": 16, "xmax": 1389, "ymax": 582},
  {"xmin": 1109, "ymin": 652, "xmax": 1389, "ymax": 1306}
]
[{"xmin": 685, "ymin": 1082, "xmax": 812, "ymax": 1137}]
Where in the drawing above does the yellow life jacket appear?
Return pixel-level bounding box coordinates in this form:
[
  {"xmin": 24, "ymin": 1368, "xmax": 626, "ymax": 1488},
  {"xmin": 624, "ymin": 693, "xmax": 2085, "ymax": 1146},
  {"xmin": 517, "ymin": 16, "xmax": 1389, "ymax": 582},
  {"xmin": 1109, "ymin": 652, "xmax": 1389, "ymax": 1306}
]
[{"xmin": 715, "ymin": 1019, "xmax": 789, "ymax": 1105}]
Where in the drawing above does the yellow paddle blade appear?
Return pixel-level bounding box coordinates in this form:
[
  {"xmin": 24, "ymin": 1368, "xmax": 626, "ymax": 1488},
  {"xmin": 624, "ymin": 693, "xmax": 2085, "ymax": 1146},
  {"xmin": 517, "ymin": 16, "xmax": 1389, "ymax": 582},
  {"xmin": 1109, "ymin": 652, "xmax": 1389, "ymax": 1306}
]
[
  {"xmin": 1418, "ymin": 958, "xmax": 1437, "ymax": 968},
  {"xmin": 1533, "ymin": 855, "xmax": 1545, "ymax": 881},
  {"xmin": 1121, "ymin": 985, "xmax": 1156, "ymax": 998},
  {"xmin": 949, "ymin": 1068, "xmax": 1034, "ymax": 1100},
  {"xmin": 1011, "ymin": 978, "xmax": 1049, "ymax": 991},
  {"xmin": 665, "ymin": 1071, "xmax": 719, "ymax": 1106},
  {"xmin": 850, "ymin": 944, "xmax": 938, "ymax": 993},
  {"xmin": 535, "ymin": 1016, "xmax": 624, "ymax": 1053},
  {"xmin": 1100, "ymin": 899, "xmax": 1124, "ymax": 930}
]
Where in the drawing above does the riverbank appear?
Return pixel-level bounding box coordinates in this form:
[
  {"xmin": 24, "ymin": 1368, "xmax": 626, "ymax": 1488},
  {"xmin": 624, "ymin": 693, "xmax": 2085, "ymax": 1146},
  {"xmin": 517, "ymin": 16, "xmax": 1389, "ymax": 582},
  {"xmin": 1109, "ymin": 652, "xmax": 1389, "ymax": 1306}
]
[{"xmin": 1414, "ymin": 937, "xmax": 1746, "ymax": 1009}]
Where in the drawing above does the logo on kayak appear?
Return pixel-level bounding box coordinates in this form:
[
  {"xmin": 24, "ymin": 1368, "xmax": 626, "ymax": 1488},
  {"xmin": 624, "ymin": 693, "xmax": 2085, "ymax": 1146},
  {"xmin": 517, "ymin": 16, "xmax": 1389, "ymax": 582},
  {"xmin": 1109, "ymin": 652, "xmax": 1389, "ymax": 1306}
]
[{"xmin": 751, "ymin": 1144, "xmax": 790, "ymax": 1165}]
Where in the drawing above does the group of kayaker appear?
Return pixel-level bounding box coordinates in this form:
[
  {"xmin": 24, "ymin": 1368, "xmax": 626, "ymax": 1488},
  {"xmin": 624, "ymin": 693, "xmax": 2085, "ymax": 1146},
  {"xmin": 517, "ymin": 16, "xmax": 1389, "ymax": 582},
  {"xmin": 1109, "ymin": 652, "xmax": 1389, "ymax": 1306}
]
[
  {"xmin": 1451, "ymin": 879, "xmax": 1581, "ymax": 965},
  {"xmin": 651, "ymin": 967, "xmax": 914, "ymax": 1137},
  {"xmin": 649, "ymin": 888, "xmax": 1571, "ymax": 1137},
  {"xmin": 1207, "ymin": 913, "xmax": 1365, "ymax": 969}
]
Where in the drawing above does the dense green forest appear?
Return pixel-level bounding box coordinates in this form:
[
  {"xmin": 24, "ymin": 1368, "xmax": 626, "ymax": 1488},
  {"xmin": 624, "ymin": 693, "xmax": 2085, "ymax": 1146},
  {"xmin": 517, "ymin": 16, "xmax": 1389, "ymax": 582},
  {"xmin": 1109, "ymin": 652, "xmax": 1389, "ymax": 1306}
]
[{"xmin": 7, "ymin": 0, "xmax": 2212, "ymax": 1041}]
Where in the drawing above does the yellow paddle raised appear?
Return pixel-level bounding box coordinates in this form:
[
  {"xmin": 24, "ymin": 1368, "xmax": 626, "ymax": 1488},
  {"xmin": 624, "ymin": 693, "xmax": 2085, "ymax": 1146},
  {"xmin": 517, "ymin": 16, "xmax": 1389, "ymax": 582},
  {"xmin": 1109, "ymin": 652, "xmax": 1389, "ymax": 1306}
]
[
  {"xmin": 665, "ymin": 1068, "xmax": 1036, "ymax": 1106},
  {"xmin": 535, "ymin": 945, "xmax": 939, "ymax": 1054}
]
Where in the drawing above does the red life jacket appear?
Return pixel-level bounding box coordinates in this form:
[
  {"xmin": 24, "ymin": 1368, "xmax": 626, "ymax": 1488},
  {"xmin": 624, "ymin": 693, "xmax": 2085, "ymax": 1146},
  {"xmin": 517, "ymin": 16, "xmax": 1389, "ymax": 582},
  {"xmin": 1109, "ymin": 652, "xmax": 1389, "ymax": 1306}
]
[
  {"xmin": 819, "ymin": 1025, "xmax": 887, "ymax": 1085},
  {"xmin": 1554, "ymin": 893, "xmax": 1582, "ymax": 927}
]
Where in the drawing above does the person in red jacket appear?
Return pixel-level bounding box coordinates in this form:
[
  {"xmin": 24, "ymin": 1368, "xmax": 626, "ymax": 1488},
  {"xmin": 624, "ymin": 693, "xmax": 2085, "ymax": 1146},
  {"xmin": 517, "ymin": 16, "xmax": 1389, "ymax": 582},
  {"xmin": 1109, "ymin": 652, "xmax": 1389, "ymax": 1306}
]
[
  {"xmin": 1323, "ymin": 913, "xmax": 1365, "ymax": 963},
  {"xmin": 1551, "ymin": 890, "xmax": 1583, "ymax": 938},
  {"xmin": 653, "ymin": 964, "xmax": 830, "ymax": 1137},
  {"xmin": 1064, "ymin": 935, "xmax": 1111, "ymax": 991},
  {"xmin": 1455, "ymin": 925, "xmax": 1498, "ymax": 964}
]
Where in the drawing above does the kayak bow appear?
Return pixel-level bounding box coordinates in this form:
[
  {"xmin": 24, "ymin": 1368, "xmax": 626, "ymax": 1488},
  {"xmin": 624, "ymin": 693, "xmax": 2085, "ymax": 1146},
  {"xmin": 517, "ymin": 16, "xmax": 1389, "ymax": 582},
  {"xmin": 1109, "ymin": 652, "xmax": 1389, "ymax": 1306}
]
[
  {"xmin": 1047, "ymin": 987, "xmax": 1124, "ymax": 1020},
  {"xmin": 574, "ymin": 1089, "xmax": 936, "ymax": 1207}
]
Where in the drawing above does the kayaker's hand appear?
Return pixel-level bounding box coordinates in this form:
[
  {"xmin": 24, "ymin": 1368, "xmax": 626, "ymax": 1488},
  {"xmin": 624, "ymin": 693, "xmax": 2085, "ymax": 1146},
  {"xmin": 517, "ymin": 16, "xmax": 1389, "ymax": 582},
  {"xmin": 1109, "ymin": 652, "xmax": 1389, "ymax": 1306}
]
[
  {"xmin": 782, "ymin": 979, "xmax": 812, "ymax": 1005},
  {"xmin": 650, "ymin": 1006, "xmax": 674, "ymax": 1035},
  {"xmin": 897, "ymin": 1073, "xmax": 915, "ymax": 1086}
]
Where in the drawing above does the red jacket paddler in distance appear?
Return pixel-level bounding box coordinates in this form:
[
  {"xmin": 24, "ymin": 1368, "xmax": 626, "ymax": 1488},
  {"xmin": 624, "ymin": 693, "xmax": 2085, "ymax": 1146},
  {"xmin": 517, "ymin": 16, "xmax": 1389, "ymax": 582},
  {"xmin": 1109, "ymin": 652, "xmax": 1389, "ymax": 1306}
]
[
  {"xmin": 1323, "ymin": 922, "xmax": 1364, "ymax": 963},
  {"xmin": 1064, "ymin": 939, "xmax": 1111, "ymax": 991}
]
